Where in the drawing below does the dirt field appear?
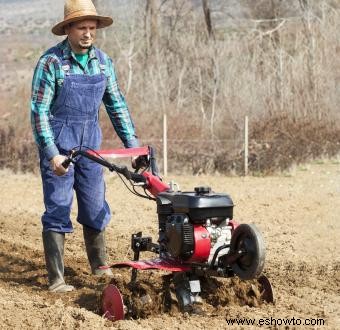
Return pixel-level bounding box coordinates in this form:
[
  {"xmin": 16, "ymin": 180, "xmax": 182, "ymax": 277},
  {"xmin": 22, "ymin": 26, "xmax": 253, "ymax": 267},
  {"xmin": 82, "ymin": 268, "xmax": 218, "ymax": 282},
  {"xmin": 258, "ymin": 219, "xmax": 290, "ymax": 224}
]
[{"xmin": 0, "ymin": 161, "xmax": 339, "ymax": 329}]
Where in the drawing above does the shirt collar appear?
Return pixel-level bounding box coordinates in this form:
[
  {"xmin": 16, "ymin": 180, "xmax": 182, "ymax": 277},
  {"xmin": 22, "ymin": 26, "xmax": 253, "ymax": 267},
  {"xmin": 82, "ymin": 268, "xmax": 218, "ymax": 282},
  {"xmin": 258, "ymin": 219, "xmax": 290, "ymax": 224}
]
[{"xmin": 60, "ymin": 38, "xmax": 97, "ymax": 61}]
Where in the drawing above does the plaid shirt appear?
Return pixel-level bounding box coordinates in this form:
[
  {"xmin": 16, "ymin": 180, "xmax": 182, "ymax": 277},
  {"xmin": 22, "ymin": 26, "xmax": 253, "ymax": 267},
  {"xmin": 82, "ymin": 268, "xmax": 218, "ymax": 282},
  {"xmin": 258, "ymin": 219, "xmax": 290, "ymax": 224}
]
[{"xmin": 31, "ymin": 38, "xmax": 138, "ymax": 160}]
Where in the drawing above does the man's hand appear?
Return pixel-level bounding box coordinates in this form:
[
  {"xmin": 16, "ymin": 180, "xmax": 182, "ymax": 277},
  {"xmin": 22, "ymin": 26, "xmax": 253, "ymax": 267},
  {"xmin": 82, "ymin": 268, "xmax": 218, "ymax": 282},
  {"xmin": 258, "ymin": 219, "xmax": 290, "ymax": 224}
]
[
  {"xmin": 131, "ymin": 155, "xmax": 148, "ymax": 170},
  {"xmin": 131, "ymin": 156, "xmax": 138, "ymax": 169},
  {"xmin": 50, "ymin": 155, "xmax": 69, "ymax": 176}
]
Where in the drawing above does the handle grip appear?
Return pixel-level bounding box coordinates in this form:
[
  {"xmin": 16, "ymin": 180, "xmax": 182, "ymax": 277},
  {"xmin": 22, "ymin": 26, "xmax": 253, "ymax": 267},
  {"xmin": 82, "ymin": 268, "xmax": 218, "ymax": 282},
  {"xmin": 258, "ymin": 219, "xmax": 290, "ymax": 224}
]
[
  {"xmin": 130, "ymin": 173, "xmax": 147, "ymax": 183},
  {"xmin": 112, "ymin": 165, "xmax": 146, "ymax": 183},
  {"xmin": 121, "ymin": 166, "xmax": 132, "ymax": 180},
  {"xmin": 61, "ymin": 158, "xmax": 72, "ymax": 169}
]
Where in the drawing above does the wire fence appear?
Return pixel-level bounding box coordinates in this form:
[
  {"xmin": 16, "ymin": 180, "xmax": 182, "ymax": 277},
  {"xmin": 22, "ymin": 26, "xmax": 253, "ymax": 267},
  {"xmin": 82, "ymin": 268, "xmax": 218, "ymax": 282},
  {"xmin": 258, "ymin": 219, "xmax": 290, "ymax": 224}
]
[{"xmin": 1, "ymin": 114, "xmax": 340, "ymax": 175}]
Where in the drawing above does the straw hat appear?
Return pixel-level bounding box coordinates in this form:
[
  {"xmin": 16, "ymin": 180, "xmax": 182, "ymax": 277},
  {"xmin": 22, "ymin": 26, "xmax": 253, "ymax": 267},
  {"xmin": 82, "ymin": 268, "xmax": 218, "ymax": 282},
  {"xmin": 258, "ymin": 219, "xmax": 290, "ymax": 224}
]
[{"xmin": 52, "ymin": 0, "xmax": 113, "ymax": 36}]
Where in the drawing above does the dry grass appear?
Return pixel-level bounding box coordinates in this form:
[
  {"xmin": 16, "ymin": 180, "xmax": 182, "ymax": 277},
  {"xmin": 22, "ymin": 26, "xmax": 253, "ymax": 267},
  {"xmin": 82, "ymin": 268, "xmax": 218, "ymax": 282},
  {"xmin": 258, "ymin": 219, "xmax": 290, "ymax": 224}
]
[{"xmin": 0, "ymin": 126, "xmax": 37, "ymax": 173}]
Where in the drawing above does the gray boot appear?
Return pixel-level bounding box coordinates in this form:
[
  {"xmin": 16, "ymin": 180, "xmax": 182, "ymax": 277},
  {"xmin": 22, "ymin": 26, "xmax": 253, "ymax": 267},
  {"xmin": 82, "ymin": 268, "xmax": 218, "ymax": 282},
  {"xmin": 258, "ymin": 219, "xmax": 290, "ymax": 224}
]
[
  {"xmin": 83, "ymin": 225, "xmax": 113, "ymax": 276},
  {"xmin": 42, "ymin": 231, "xmax": 75, "ymax": 293}
]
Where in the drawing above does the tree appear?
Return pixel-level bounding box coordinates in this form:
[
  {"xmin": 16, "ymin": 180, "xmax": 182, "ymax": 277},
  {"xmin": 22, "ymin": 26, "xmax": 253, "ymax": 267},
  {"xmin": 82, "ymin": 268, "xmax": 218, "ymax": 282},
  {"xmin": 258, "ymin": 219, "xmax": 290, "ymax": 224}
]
[
  {"xmin": 92, "ymin": 0, "xmax": 107, "ymax": 47},
  {"xmin": 145, "ymin": 0, "xmax": 159, "ymax": 58},
  {"xmin": 202, "ymin": 0, "xmax": 214, "ymax": 38}
]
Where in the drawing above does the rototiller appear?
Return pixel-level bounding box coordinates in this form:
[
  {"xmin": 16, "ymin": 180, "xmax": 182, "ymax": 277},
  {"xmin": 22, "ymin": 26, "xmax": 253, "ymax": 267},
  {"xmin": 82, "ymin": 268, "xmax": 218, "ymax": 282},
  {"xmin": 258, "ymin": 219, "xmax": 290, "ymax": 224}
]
[{"xmin": 63, "ymin": 146, "xmax": 273, "ymax": 321}]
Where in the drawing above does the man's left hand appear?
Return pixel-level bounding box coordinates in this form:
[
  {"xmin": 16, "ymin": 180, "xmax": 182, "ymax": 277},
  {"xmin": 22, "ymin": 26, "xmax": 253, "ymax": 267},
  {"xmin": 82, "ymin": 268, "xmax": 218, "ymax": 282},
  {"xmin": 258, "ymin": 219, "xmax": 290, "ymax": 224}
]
[{"xmin": 131, "ymin": 155, "xmax": 148, "ymax": 170}]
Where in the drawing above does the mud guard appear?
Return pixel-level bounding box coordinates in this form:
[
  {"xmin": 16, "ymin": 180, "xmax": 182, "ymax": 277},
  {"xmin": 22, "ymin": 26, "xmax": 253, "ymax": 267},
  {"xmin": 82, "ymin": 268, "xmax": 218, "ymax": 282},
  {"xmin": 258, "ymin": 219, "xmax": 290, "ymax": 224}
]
[{"xmin": 110, "ymin": 258, "xmax": 192, "ymax": 272}]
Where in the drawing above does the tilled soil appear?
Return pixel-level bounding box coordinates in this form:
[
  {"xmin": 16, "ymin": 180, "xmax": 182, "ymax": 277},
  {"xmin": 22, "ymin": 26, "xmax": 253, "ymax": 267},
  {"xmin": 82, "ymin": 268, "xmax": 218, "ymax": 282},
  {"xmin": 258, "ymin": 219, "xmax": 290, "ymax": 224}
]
[{"xmin": 0, "ymin": 162, "xmax": 339, "ymax": 329}]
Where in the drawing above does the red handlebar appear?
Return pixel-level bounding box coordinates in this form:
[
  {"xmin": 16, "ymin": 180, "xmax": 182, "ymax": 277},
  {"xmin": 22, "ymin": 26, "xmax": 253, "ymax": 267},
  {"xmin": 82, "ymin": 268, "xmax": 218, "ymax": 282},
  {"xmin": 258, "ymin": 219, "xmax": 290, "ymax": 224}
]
[{"xmin": 62, "ymin": 146, "xmax": 169, "ymax": 198}]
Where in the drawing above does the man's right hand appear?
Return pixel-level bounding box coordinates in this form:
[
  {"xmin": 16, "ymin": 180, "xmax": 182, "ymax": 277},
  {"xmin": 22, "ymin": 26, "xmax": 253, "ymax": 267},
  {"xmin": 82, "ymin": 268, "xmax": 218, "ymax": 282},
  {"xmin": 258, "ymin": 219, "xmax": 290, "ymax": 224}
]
[
  {"xmin": 131, "ymin": 155, "xmax": 148, "ymax": 170},
  {"xmin": 50, "ymin": 155, "xmax": 69, "ymax": 176}
]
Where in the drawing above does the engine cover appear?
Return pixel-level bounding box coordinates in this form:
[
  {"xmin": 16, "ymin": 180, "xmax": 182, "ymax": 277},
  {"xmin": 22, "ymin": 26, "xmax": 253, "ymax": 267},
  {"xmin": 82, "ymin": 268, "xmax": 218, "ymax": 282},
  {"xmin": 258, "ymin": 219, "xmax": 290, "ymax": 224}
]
[
  {"xmin": 157, "ymin": 186, "xmax": 234, "ymax": 224},
  {"xmin": 165, "ymin": 214, "xmax": 194, "ymax": 259}
]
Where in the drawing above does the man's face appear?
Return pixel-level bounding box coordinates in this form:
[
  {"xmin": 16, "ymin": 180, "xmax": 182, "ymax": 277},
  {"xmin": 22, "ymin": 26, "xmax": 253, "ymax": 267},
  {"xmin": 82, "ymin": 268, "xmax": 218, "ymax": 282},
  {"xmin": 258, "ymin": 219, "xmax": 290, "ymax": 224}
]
[{"xmin": 65, "ymin": 19, "xmax": 97, "ymax": 53}]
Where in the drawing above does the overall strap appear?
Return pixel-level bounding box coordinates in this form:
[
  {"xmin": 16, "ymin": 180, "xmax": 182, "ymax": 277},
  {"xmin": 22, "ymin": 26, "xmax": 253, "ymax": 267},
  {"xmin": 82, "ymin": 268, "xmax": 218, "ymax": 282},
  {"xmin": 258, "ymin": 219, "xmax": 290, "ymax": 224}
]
[
  {"xmin": 95, "ymin": 48, "xmax": 106, "ymax": 74},
  {"xmin": 50, "ymin": 46, "xmax": 71, "ymax": 75}
]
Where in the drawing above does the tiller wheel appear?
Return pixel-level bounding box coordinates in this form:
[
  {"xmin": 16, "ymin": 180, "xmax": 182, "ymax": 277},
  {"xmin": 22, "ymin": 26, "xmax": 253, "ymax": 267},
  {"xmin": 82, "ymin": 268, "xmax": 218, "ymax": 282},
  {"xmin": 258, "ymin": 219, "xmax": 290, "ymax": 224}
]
[
  {"xmin": 102, "ymin": 284, "xmax": 125, "ymax": 321},
  {"xmin": 229, "ymin": 224, "xmax": 265, "ymax": 280}
]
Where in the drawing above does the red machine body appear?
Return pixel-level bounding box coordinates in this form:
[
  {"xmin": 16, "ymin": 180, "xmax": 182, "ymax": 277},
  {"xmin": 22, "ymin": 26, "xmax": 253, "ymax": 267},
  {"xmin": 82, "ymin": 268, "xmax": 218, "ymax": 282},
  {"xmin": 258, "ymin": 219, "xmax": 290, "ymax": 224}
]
[
  {"xmin": 74, "ymin": 146, "xmax": 271, "ymax": 321},
  {"xmin": 87, "ymin": 147, "xmax": 234, "ymax": 269},
  {"xmin": 142, "ymin": 171, "xmax": 170, "ymax": 196},
  {"xmin": 188, "ymin": 225, "xmax": 211, "ymax": 263}
]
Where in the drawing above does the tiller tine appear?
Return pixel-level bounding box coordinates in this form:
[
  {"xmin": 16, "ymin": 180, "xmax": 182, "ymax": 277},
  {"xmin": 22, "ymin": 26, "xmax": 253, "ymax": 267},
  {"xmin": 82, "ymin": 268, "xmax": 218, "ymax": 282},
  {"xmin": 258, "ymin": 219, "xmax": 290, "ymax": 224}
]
[
  {"xmin": 257, "ymin": 275, "xmax": 274, "ymax": 303},
  {"xmin": 102, "ymin": 284, "xmax": 125, "ymax": 321}
]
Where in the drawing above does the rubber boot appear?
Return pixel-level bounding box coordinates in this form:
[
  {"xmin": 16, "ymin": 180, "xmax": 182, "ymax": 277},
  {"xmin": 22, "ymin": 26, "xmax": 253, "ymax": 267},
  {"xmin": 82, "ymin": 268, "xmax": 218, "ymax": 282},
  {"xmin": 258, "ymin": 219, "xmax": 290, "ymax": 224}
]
[
  {"xmin": 83, "ymin": 225, "xmax": 113, "ymax": 276},
  {"xmin": 42, "ymin": 231, "xmax": 75, "ymax": 293}
]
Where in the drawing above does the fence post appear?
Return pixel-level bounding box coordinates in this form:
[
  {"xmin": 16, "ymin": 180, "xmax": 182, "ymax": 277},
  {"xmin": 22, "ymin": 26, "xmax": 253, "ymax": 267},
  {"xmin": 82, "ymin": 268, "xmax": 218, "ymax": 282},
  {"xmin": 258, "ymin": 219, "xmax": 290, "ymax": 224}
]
[
  {"xmin": 163, "ymin": 113, "xmax": 168, "ymax": 176},
  {"xmin": 244, "ymin": 116, "xmax": 249, "ymax": 176}
]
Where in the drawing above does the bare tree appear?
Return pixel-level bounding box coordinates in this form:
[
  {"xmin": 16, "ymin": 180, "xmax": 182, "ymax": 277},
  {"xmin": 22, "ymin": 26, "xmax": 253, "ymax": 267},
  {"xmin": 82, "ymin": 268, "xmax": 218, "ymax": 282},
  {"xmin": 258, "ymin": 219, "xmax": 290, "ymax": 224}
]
[
  {"xmin": 145, "ymin": 0, "xmax": 159, "ymax": 58},
  {"xmin": 202, "ymin": 0, "xmax": 214, "ymax": 38},
  {"xmin": 92, "ymin": 0, "xmax": 107, "ymax": 47}
]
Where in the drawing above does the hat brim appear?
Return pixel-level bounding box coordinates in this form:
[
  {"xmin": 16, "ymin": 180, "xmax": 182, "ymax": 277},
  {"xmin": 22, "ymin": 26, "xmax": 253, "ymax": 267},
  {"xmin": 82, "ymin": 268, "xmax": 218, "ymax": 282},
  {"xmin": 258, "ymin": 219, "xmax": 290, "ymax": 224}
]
[{"xmin": 52, "ymin": 15, "xmax": 113, "ymax": 36}]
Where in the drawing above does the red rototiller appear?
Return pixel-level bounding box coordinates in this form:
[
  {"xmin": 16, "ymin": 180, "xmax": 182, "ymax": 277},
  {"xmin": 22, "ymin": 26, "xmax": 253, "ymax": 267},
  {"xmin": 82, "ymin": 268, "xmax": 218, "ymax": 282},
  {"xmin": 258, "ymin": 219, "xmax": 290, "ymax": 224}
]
[{"xmin": 63, "ymin": 146, "xmax": 273, "ymax": 321}]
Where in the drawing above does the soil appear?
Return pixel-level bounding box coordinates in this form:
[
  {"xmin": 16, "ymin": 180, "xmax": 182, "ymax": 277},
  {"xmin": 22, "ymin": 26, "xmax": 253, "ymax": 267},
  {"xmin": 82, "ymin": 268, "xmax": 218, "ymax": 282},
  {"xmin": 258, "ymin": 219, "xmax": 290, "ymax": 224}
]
[{"xmin": 0, "ymin": 162, "xmax": 339, "ymax": 329}]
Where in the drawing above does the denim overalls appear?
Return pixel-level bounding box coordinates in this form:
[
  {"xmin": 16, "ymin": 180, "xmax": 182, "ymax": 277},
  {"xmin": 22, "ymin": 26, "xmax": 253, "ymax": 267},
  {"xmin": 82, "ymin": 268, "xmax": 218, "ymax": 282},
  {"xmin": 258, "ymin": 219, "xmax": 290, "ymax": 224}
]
[{"xmin": 40, "ymin": 49, "xmax": 111, "ymax": 233}]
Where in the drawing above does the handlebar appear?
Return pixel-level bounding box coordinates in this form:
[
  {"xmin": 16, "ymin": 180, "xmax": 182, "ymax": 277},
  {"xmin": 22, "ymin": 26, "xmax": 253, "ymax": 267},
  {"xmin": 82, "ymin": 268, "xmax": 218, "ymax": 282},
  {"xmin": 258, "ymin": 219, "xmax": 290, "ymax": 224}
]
[
  {"xmin": 61, "ymin": 158, "xmax": 73, "ymax": 169},
  {"xmin": 62, "ymin": 149, "xmax": 147, "ymax": 184}
]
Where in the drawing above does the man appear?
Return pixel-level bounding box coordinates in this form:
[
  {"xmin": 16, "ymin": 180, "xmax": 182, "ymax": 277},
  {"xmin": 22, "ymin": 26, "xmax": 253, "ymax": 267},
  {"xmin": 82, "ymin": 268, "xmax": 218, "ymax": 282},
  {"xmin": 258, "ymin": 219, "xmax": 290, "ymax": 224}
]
[{"xmin": 31, "ymin": 0, "xmax": 139, "ymax": 293}]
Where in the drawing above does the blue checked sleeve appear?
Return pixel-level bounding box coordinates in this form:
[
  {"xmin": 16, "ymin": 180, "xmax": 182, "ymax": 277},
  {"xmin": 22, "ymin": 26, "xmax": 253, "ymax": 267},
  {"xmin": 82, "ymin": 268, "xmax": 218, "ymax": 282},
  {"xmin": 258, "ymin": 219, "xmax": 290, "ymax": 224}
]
[
  {"xmin": 102, "ymin": 57, "xmax": 139, "ymax": 148},
  {"xmin": 31, "ymin": 56, "xmax": 59, "ymax": 160}
]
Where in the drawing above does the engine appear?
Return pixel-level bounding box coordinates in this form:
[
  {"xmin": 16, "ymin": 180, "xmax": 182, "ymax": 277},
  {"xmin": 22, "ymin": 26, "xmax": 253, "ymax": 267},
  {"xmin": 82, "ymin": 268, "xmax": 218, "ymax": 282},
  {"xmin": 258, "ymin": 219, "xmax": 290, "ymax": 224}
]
[
  {"xmin": 165, "ymin": 214, "xmax": 194, "ymax": 259},
  {"xmin": 157, "ymin": 186, "xmax": 234, "ymax": 264}
]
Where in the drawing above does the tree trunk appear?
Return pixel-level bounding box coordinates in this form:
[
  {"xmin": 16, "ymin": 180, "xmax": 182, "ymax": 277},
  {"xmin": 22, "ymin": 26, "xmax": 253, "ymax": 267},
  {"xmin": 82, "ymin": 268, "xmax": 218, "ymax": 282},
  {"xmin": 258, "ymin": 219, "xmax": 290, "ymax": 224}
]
[
  {"xmin": 145, "ymin": 0, "xmax": 159, "ymax": 58},
  {"xmin": 92, "ymin": 0, "xmax": 107, "ymax": 48},
  {"xmin": 202, "ymin": 0, "xmax": 214, "ymax": 38}
]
